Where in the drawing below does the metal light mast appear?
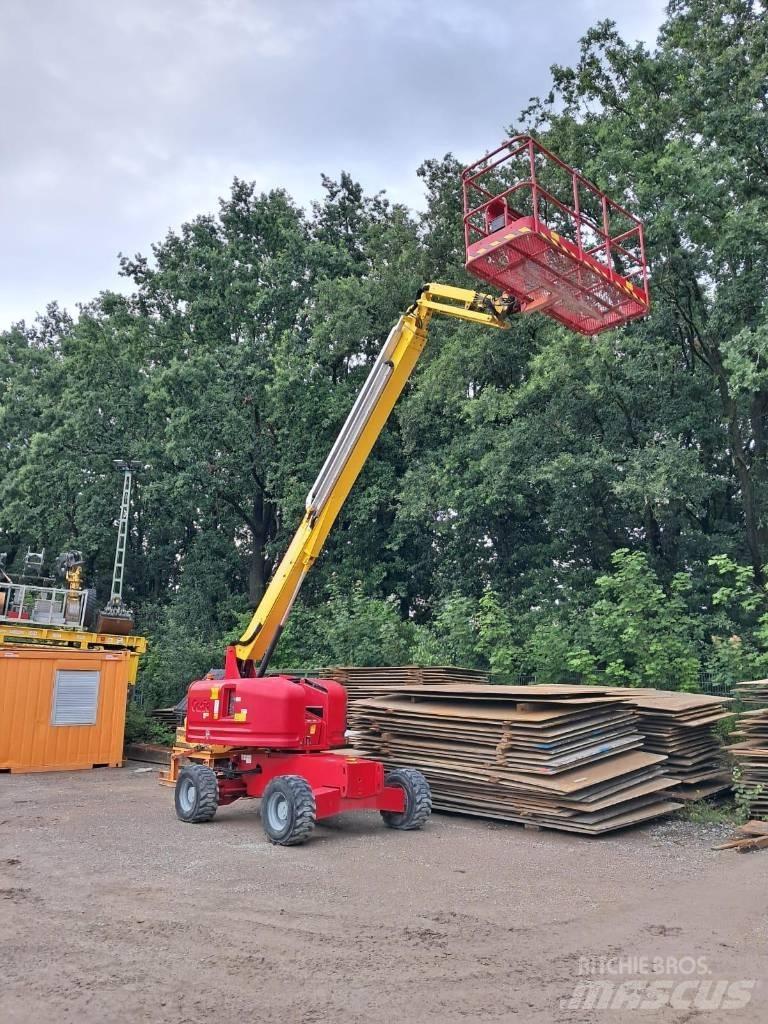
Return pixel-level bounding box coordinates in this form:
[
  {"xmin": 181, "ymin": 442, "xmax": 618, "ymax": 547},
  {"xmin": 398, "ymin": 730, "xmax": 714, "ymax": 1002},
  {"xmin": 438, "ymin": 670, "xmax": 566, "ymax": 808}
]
[{"xmin": 96, "ymin": 460, "xmax": 141, "ymax": 635}]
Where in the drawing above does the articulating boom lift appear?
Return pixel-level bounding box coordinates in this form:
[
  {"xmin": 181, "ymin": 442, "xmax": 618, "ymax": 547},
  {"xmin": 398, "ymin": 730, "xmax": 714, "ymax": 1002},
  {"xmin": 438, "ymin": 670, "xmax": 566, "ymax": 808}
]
[
  {"xmin": 170, "ymin": 286, "xmax": 522, "ymax": 845},
  {"xmin": 170, "ymin": 138, "xmax": 649, "ymax": 846}
]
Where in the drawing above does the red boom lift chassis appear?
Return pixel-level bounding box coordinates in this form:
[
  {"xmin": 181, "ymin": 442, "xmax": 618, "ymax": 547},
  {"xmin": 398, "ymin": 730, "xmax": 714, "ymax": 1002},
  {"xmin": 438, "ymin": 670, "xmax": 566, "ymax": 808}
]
[{"xmin": 170, "ymin": 649, "xmax": 430, "ymax": 846}]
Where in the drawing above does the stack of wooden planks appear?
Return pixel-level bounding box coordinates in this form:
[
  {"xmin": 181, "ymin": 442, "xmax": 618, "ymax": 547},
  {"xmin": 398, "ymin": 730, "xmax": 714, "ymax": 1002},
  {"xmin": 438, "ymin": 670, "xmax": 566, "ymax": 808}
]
[
  {"xmin": 728, "ymin": 706, "xmax": 768, "ymax": 820},
  {"xmin": 734, "ymin": 679, "xmax": 768, "ymax": 705},
  {"xmin": 612, "ymin": 689, "xmax": 733, "ymax": 801},
  {"xmin": 317, "ymin": 665, "xmax": 489, "ymax": 701},
  {"xmin": 149, "ymin": 706, "xmax": 180, "ymax": 728},
  {"xmin": 714, "ymin": 820, "xmax": 768, "ymax": 853},
  {"xmin": 349, "ymin": 684, "xmax": 681, "ymax": 834}
]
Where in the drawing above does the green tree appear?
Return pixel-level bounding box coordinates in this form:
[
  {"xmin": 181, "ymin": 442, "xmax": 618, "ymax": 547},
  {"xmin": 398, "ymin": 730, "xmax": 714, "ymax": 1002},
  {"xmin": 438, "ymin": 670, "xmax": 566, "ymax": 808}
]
[
  {"xmin": 570, "ymin": 550, "xmax": 702, "ymax": 690},
  {"xmin": 524, "ymin": 1, "xmax": 768, "ymax": 581},
  {"xmin": 121, "ymin": 182, "xmax": 312, "ymax": 608},
  {"xmin": 6, "ymin": 2, "xmax": 768, "ymax": 708},
  {"xmin": 273, "ymin": 577, "xmax": 419, "ymax": 670}
]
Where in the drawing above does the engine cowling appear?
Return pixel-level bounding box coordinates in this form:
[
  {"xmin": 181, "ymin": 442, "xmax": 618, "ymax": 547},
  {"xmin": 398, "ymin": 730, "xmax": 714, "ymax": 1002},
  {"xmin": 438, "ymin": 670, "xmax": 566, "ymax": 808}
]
[{"xmin": 184, "ymin": 674, "xmax": 347, "ymax": 751}]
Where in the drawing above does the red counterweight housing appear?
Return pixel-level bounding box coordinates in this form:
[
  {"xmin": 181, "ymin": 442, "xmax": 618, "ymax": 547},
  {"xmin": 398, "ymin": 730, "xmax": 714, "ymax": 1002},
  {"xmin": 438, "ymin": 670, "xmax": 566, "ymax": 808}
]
[
  {"xmin": 185, "ymin": 672, "xmax": 347, "ymax": 750},
  {"xmin": 463, "ymin": 135, "xmax": 650, "ymax": 336}
]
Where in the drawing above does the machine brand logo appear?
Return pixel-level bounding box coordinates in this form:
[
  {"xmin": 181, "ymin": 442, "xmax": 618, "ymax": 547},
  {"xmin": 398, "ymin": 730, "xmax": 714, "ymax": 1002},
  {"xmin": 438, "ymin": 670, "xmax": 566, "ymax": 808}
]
[{"xmin": 191, "ymin": 699, "xmax": 209, "ymax": 713}]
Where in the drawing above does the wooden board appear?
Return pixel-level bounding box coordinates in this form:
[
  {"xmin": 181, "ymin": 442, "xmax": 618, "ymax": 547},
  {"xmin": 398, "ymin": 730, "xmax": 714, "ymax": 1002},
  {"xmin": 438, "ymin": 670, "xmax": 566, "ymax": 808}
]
[
  {"xmin": 734, "ymin": 679, "xmax": 768, "ymax": 706},
  {"xmin": 612, "ymin": 690, "xmax": 732, "ymax": 791},
  {"xmin": 350, "ymin": 684, "xmax": 678, "ymax": 834},
  {"xmin": 730, "ymin": 706, "xmax": 768, "ymax": 818},
  {"xmin": 346, "ymin": 678, "xmax": 732, "ymax": 830},
  {"xmin": 316, "ymin": 665, "xmax": 491, "ymax": 700}
]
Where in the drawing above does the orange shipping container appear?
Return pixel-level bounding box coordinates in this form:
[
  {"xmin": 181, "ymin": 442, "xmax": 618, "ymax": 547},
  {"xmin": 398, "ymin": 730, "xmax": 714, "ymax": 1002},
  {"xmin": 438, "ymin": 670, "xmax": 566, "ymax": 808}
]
[{"xmin": 0, "ymin": 646, "xmax": 138, "ymax": 773}]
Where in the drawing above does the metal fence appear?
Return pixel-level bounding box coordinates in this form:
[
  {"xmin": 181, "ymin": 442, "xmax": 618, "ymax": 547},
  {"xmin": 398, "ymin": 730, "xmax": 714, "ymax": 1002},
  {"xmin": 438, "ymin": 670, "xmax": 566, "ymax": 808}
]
[{"xmin": 0, "ymin": 581, "xmax": 89, "ymax": 629}]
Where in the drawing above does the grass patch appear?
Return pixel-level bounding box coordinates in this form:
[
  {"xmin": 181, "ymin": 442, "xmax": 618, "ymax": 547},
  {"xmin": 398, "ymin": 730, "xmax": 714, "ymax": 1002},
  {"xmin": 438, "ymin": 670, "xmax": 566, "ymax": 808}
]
[{"xmin": 679, "ymin": 799, "xmax": 737, "ymax": 826}]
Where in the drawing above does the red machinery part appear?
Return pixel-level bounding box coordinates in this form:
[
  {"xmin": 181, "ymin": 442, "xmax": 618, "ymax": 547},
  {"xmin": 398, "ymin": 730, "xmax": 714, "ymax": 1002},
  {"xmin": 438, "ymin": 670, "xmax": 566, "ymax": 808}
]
[
  {"xmin": 462, "ymin": 135, "xmax": 650, "ymax": 336},
  {"xmin": 177, "ymin": 656, "xmax": 433, "ymax": 844},
  {"xmin": 216, "ymin": 750, "xmax": 406, "ymax": 819},
  {"xmin": 185, "ymin": 670, "xmax": 347, "ymax": 751}
]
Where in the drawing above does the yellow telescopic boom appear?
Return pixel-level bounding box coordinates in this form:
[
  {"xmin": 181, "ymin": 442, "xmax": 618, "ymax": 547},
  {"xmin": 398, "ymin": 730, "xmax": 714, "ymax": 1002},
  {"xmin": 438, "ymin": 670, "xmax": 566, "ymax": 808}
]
[{"xmin": 236, "ymin": 283, "xmax": 530, "ymax": 673}]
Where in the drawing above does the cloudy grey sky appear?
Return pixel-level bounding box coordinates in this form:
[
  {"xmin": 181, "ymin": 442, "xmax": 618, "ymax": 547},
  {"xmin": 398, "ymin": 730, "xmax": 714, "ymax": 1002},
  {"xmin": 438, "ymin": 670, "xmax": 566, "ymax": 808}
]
[{"xmin": 1, "ymin": 0, "xmax": 666, "ymax": 328}]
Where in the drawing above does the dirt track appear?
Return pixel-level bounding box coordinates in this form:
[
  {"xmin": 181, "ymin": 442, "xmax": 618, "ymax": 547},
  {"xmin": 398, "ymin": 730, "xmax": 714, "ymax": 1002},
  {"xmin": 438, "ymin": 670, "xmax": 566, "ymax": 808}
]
[{"xmin": 1, "ymin": 765, "xmax": 766, "ymax": 1023}]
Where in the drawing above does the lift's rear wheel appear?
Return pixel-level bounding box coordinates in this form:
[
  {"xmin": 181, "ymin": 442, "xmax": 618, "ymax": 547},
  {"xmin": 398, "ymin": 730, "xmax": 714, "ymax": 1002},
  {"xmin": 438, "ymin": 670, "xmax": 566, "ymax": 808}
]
[
  {"xmin": 261, "ymin": 775, "xmax": 316, "ymax": 846},
  {"xmin": 174, "ymin": 763, "xmax": 219, "ymax": 823},
  {"xmin": 381, "ymin": 768, "xmax": 432, "ymax": 830}
]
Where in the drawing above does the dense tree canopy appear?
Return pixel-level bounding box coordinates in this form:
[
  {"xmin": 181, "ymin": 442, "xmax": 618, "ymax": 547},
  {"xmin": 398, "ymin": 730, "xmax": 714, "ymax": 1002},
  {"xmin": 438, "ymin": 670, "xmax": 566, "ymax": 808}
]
[{"xmin": 2, "ymin": 1, "xmax": 768, "ymax": 706}]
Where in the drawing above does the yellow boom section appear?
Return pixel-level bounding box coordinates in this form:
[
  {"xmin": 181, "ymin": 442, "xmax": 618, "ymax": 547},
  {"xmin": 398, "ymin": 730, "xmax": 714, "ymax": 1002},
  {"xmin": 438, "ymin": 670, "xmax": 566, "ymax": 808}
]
[{"xmin": 235, "ymin": 283, "xmax": 518, "ymax": 670}]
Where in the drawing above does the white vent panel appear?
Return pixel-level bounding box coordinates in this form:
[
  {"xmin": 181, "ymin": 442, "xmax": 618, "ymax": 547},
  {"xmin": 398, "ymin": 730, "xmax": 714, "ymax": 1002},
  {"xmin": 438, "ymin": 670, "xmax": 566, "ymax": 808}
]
[{"xmin": 51, "ymin": 670, "xmax": 101, "ymax": 725}]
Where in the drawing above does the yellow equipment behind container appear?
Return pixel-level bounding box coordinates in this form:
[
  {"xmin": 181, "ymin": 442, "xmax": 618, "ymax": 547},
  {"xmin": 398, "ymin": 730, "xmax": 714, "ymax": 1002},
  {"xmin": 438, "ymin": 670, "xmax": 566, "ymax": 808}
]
[{"xmin": 0, "ymin": 627, "xmax": 146, "ymax": 773}]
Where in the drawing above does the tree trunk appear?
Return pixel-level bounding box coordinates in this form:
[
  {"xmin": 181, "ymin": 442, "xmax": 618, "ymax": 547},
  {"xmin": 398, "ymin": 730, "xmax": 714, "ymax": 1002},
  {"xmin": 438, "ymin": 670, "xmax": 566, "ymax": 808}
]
[
  {"xmin": 643, "ymin": 500, "xmax": 663, "ymax": 565},
  {"xmin": 248, "ymin": 489, "xmax": 275, "ymax": 606},
  {"xmin": 705, "ymin": 342, "xmax": 767, "ymax": 583}
]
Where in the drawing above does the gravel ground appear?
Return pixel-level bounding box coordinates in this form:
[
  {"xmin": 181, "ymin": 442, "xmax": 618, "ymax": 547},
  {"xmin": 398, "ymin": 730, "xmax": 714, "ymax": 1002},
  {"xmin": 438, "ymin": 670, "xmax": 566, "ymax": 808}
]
[{"xmin": 1, "ymin": 765, "xmax": 765, "ymax": 1023}]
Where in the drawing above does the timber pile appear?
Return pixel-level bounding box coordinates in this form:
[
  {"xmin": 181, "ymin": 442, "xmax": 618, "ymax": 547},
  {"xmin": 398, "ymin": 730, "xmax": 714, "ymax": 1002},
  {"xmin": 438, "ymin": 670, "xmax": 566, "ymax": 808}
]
[
  {"xmin": 734, "ymin": 679, "xmax": 768, "ymax": 705},
  {"xmin": 150, "ymin": 706, "xmax": 180, "ymax": 728},
  {"xmin": 728, "ymin": 707, "xmax": 768, "ymax": 819},
  {"xmin": 714, "ymin": 820, "xmax": 768, "ymax": 853},
  {"xmin": 349, "ymin": 684, "xmax": 681, "ymax": 834},
  {"xmin": 612, "ymin": 689, "xmax": 733, "ymax": 801},
  {"xmin": 317, "ymin": 665, "xmax": 489, "ymax": 701}
]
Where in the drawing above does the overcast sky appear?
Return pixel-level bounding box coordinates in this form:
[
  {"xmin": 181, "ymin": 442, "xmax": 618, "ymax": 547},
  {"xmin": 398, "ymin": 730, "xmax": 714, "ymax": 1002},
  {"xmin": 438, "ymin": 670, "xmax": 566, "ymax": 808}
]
[{"xmin": 1, "ymin": 0, "xmax": 667, "ymax": 329}]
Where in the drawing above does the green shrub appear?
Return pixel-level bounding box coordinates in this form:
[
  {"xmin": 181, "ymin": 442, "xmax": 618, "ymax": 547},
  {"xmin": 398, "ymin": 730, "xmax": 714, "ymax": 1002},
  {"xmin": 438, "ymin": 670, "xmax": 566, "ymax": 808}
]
[{"xmin": 124, "ymin": 702, "xmax": 175, "ymax": 746}]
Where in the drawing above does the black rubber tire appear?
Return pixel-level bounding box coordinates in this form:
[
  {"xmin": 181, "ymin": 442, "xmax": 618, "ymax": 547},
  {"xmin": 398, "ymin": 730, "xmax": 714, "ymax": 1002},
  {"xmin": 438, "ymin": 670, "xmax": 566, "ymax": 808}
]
[
  {"xmin": 81, "ymin": 587, "xmax": 98, "ymax": 629},
  {"xmin": 174, "ymin": 764, "xmax": 219, "ymax": 823},
  {"xmin": 261, "ymin": 775, "xmax": 316, "ymax": 846},
  {"xmin": 381, "ymin": 767, "xmax": 432, "ymax": 830}
]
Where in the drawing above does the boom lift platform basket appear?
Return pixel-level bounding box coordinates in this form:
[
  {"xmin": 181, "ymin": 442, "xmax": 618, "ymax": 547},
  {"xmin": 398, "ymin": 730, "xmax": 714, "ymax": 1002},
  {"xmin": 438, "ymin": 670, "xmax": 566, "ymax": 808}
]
[{"xmin": 463, "ymin": 135, "xmax": 649, "ymax": 336}]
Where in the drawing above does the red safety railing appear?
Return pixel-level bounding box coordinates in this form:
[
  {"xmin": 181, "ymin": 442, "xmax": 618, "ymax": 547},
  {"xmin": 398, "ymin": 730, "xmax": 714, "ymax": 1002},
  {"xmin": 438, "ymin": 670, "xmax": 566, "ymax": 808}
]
[{"xmin": 462, "ymin": 136, "xmax": 649, "ymax": 335}]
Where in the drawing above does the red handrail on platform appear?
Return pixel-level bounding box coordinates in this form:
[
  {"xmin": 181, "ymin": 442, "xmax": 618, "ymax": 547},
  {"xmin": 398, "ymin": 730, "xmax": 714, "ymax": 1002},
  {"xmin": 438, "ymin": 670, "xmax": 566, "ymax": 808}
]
[{"xmin": 462, "ymin": 136, "xmax": 649, "ymax": 336}]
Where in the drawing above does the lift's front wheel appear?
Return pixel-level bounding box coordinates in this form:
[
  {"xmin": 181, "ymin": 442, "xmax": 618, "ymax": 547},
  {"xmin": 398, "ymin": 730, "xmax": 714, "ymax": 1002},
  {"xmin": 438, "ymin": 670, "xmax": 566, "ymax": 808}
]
[
  {"xmin": 381, "ymin": 767, "xmax": 432, "ymax": 830},
  {"xmin": 261, "ymin": 775, "xmax": 317, "ymax": 846},
  {"xmin": 174, "ymin": 763, "xmax": 219, "ymax": 823}
]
